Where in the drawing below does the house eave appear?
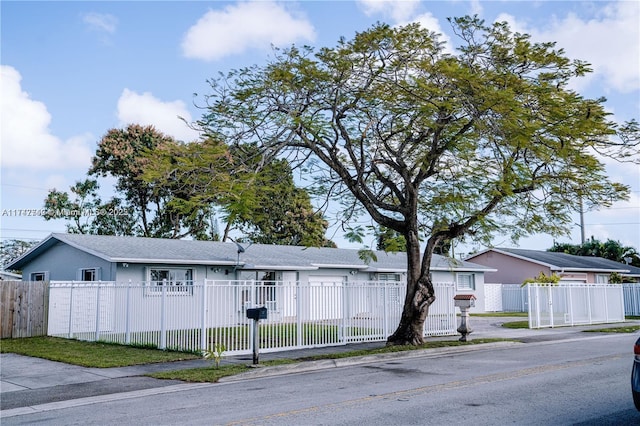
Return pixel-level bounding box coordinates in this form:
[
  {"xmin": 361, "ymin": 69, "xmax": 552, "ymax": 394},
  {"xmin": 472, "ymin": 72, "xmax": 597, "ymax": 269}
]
[
  {"xmin": 551, "ymin": 267, "xmax": 630, "ymax": 273},
  {"xmin": 311, "ymin": 263, "xmax": 368, "ymax": 270},
  {"xmin": 241, "ymin": 265, "xmax": 319, "ymax": 271},
  {"xmin": 112, "ymin": 258, "xmax": 237, "ymax": 266}
]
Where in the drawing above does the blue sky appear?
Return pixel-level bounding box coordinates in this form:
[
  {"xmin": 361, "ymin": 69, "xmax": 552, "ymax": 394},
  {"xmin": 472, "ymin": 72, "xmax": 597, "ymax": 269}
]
[{"xmin": 1, "ymin": 0, "xmax": 639, "ymax": 256}]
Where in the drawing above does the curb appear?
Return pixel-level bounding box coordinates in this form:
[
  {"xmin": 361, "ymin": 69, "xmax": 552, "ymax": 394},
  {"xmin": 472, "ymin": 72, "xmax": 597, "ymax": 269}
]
[{"xmin": 218, "ymin": 341, "xmax": 522, "ymax": 382}]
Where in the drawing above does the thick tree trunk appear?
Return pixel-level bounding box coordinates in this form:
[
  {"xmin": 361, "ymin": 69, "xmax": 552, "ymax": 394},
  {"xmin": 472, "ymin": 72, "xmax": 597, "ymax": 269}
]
[
  {"xmin": 386, "ymin": 276, "xmax": 435, "ymax": 345},
  {"xmin": 386, "ymin": 230, "xmax": 438, "ymax": 346}
]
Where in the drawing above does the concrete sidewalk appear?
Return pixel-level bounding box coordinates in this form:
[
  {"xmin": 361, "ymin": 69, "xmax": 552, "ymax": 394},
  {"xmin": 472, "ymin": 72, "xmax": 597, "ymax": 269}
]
[{"xmin": 2, "ymin": 316, "xmax": 638, "ymax": 415}]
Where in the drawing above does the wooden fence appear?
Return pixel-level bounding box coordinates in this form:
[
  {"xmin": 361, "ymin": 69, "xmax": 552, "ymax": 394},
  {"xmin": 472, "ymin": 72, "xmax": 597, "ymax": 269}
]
[{"xmin": 0, "ymin": 281, "xmax": 49, "ymax": 338}]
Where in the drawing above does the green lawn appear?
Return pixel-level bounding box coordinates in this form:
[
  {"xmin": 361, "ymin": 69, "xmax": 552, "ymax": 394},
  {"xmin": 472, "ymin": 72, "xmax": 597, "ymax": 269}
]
[
  {"xmin": 0, "ymin": 336, "xmax": 199, "ymax": 367},
  {"xmin": 501, "ymin": 321, "xmax": 530, "ymax": 329}
]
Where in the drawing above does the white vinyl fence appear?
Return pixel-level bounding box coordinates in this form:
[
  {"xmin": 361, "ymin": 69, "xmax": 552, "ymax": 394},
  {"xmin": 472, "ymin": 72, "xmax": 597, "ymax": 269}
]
[
  {"xmin": 483, "ymin": 284, "xmax": 528, "ymax": 312},
  {"xmin": 528, "ymin": 283, "xmax": 625, "ymax": 328},
  {"xmin": 47, "ymin": 280, "xmax": 456, "ymax": 355},
  {"xmin": 623, "ymin": 284, "xmax": 640, "ymax": 316}
]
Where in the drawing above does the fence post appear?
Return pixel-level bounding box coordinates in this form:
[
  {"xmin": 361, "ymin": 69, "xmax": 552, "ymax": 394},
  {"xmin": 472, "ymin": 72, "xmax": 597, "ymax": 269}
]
[
  {"xmin": 68, "ymin": 284, "xmax": 74, "ymax": 338},
  {"xmin": 160, "ymin": 279, "xmax": 167, "ymax": 349},
  {"xmin": 604, "ymin": 284, "xmax": 609, "ymax": 322},
  {"xmin": 200, "ymin": 280, "xmax": 207, "ymax": 353},
  {"xmin": 340, "ymin": 282, "xmax": 348, "ymax": 342},
  {"xmin": 95, "ymin": 282, "xmax": 101, "ymax": 341},
  {"xmin": 296, "ymin": 281, "xmax": 302, "ymax": 348},
  {"xmin": 26, "ymin": 281, "xmax": 32, "ymax": 337},
  {"xmin": 586, "ymin": 286, "xmax": 593, "ymax": 324},
  {"xmin": 568, "ymin": 285, "xmax": 574, "ymax": 326},
  {"xmin": 383, "ymin": 283, "xmax": 389, "ymax": 338},
  {"xmin": 125, "ymin": 280, "xmax": 131, "ymax": 344},
  {"xmin": 548, "ymin": 286, "xmax": 554, "ymax": 328}
]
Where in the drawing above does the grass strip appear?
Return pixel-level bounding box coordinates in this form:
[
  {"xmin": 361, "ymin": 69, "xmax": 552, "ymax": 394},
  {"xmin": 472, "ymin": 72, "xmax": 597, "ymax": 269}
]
[
  {"xmin": 148, "ymin": 338, "xmax": 514, "ymax": 383},
  {"xmin": 582, "ymin": 325, "xmax": 640, "ymax": 333},
  {"xmin": 501, "ymin": 321, "xmax": 530, "ymax": 329}
]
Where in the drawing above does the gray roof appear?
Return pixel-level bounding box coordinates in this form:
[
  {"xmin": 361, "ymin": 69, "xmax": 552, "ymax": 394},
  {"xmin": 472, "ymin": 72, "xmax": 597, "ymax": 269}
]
[
  {"xmin": 479, "ymin": 248, "xmax": 640, "ymax": 276},
  {"xmin": 6, "ymin": 233, "xmax": 494, "ymax": 273}
]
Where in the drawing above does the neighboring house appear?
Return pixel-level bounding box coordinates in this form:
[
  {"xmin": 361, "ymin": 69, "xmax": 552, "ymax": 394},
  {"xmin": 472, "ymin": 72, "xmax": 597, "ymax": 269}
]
[
  {"xmin": 466, "ymin": 248, "xmax": 640, "ymax": 284},
  {"xmin": 5, "ymin": 233, "xmax": 495, "ymax": 311},
  {"xmin": 0, "ymin": 270, "xmax": 22, "ymax": 280}
]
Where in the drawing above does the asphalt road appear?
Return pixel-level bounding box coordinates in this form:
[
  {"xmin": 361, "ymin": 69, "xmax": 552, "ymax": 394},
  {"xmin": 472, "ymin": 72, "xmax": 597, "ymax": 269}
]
[{"xmin": 2, "ymin": 333, "xmax": 638, "ymax": 425}]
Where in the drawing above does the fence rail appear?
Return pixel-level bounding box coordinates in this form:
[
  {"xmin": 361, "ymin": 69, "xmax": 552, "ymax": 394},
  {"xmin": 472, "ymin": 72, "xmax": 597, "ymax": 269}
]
[
  {"xmin": 527, "ymin": 283, "xmax": 625, "ymax": 328},
  {"xmin": 47, "ymin": 280, "xmax": 457, "ymax": 355}
]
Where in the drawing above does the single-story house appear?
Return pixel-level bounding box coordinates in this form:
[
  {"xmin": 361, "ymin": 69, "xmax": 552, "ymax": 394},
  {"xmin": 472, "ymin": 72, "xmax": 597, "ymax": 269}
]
[
  {"xmin": 0, "ymin": 270, "xmax": 22, "ymax": 280},
  {"xmin": 465, "ymin": 248, "xmax": 640, "ymax": 284},
  {"xmin": 5, "ymin": 233, "xmax": 495, "ymax": 312}
]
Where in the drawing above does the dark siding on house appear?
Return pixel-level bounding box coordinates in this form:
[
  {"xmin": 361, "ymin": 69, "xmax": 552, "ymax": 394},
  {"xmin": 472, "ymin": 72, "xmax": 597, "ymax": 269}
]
[{"xmin": 20, "ymin": 241, "xmax": 114, "ymax": 281}]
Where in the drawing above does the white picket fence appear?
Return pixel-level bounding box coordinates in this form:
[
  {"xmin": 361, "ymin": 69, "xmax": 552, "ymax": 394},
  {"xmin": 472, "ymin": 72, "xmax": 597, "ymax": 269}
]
[
  {"xmin": 47, "ymin": 280, "xmax": 457, "ymax": 355},
  {"xmin": 527, "ymin": 283, "xmax": 625, "ymax": 328}
]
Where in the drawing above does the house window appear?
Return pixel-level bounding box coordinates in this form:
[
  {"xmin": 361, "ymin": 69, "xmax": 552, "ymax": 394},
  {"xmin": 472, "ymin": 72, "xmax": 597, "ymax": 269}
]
[
  {"xmin": 595, "ymin": 274, "xmax": 610, "ymax": 284},
  {"xmin": 457, "ymin": 273, "xmax": 475, "ymax": 290},
  {"xmin": 259, "ymin": 272, "xmax": 277, "ymax": 311},
  {"xmin": 377, "ymin": 273, "xmax": 401, "ymax": 282},
  {"xmin": 31, "ymin": 272, "xmax": 47, "ymax": 281},
  {"xmin": 80, "ymin": 268, "xmax": 100, "ymax": 281},
  {"xmin": 148, "ymin": 268, "xmax": 194, "ymax": 295}
]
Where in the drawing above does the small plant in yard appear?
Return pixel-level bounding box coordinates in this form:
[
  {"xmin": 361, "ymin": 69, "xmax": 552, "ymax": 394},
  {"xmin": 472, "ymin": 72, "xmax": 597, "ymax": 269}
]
[
  {"xmin": 522, "ymin": 272, "xmax": 561, "ymax": 286},
  {"xmin": 203, "ymin": 343, "xmax": 227, "ymax": 369}
]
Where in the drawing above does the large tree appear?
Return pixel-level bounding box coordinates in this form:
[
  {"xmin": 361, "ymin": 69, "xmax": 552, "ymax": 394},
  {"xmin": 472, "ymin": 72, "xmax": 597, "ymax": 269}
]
[
  {"xmin": 143, "ymin": 138, "xmax": 334, "ymax": 246},
  {"xmin": 45, "ymin": 124, "xmax": 219, "ymax": 239},
  {"xmin": 199, "ymin": 18, "xmax": 637, "ymax": 345}
]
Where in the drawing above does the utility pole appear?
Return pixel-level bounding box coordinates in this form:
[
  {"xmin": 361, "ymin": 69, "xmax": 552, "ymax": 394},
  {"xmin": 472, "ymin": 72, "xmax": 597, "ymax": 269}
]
[{"xmin": 579, "ymin": 197, "xmax": 586, "ymax": 245}]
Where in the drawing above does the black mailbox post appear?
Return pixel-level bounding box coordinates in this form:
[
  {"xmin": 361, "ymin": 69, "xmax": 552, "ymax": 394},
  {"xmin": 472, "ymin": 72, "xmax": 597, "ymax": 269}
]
[{"xmin": 246, "ymin": 307, "xmax": 268, "ymax": 364}]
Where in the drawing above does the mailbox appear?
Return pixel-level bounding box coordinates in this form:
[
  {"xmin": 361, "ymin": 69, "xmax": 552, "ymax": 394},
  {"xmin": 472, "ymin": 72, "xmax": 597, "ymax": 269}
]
[
  {"xmin": 453, "ymin": 294, "xmax": 476, "ymax": 309},
  {"xmin": 246, "ymin": 307, "xmax": 268, "ymax": 320}
]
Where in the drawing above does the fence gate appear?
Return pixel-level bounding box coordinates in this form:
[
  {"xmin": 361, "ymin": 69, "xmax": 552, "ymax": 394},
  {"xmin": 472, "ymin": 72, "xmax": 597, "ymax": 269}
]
[{"xmin": 528, "ymin": 284, "xmax": 625, "ymax": 329}]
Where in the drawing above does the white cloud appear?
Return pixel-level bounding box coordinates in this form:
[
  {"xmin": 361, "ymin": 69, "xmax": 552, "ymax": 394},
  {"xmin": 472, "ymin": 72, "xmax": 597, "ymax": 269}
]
[
  {"xmin": 357, "ymin": 0, "xmax": 420, "ymax": 22},
  {"xmin": 82, "ymin": 12, "xmax": 118, "ymax": 34},
  {"xmin": 469, "ymin": 0, "xmax": 483, "ymax": 16},
  {"xmin": 0, "ymin": 65, "xmax": 93, "ymax": 171},
  {"xmin": 496, "ymin": 2, "xmax": 640, "ymax": 93},
  {"xmin": 116, "ymin": 88, "xmax": 200, "ymax": 142},
  {"xmin": 182, "ymin": 1, "xmax": 316, "ymax": 61},
  {"xmin": 402, "ymin": 12, "xmax": 452, "ymax": 53}
]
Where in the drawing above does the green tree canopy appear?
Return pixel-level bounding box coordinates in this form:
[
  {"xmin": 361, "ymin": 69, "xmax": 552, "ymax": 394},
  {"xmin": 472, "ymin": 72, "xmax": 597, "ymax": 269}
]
[
  {"xmin": 44, "ymin": 124, "xmax": 217, "ymax": 239},
  {"xmin": 1, "ymin": 239, "xmax": 37, "ymax": 269},
  {"xmin": 198, "ymin": 17, "xmax": 638, "ymax": 345},
  {"xmin": 549, "ymin": 238, "xmax": 640, "ymax": 267},
  {"xmin": 143, "ymin": 139, "xmax": 334, "ymax": 246}
]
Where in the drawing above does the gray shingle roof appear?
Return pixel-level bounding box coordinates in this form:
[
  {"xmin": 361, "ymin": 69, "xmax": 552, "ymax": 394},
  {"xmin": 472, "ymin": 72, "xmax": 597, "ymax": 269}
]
[
  {"xmin": 491, "ymin": 248, "xmax": 640, "ymax": 275},
  {"xmin": 6, "ymin": 233, "xmax": 494, "ymax": 273}
]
